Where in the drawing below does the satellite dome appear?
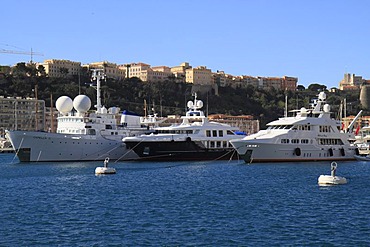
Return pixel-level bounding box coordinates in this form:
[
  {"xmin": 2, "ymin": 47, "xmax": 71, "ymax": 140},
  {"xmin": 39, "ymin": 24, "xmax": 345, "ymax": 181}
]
[
  {"xmin": 318, "ymin": 92, "xmax": 326, "ymax": 100},
  {"xmin": 196, "ymin": 100, "xmax": 203, "ymax": 108},
  {"xmin": 187, "ymin": 101, "xmax": 194, "ymax": 108},
  {"xmin": 323, "ymin": 104, "xmax": 330, "ymax": 113},
  {"xmin": 73, "ymin": 95, "xmax": 91, "ymax": 113},
  {"xmin": 300, "ymin": 107, "xmax": 307, "ymax": 113},
  {"xmin": 56, "ymin": 96, "xmax": 73, "ymax": 115}
]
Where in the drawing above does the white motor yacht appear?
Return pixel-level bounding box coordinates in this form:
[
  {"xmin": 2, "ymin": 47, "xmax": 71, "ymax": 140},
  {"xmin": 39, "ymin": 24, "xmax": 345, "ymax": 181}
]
[{"xmin": 230, "ymin": 92, "xmax": 360, "ymax": 163}]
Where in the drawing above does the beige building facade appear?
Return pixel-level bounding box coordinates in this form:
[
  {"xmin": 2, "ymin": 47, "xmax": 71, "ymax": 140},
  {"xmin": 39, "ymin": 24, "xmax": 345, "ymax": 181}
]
[
  {"xmin": 186, "ymin": 66, "xmax": 213, "ymax": 85},
  {"xmin": 0, "ymin": 96, "xmax": 45, "ymax": 134},
  {"xmin": 84, "ymin": 61, "xmax": 125, "ymax": 80},
  {"xmin": 38, "ymin": 59, "xmax": 81, "ymax": 77},
  {"xmin": 208, "ymin": 114, "xmax": 260, "ymax": 135},
  {"xmin": 339, "ymin": 73, "xmax": 366, "ymax": 90},
  {"xmin": 259, "ymin": 76, "xmax": 297, "ymax": 91}
]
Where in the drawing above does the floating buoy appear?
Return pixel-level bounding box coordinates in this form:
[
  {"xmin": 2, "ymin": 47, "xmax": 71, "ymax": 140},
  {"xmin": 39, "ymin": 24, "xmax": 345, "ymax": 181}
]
[
  {"xmin": 95, "ymin": 157, "xmax": 116, "ymax": 175},
  {"xmin": 318, "ymin": 161, "xmax": 347, "ymax": 185}
]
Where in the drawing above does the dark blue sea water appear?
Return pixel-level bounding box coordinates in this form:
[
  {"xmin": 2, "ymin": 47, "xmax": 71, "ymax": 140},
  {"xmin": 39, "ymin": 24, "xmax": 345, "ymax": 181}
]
[{"xmin": 1, "ymin": 153, "xmax": 369, "ymax": 246}]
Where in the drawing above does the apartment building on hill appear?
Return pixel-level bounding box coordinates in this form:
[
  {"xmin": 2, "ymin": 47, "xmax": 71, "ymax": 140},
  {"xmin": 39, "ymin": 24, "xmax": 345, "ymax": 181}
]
[
  {"xmin": 37, "ymin": 59, "xmax": 81, "ymax": 77},
  {"xmin": 83, "ymin": 61, "xmax": 125, "ymax": 80},
  {"xmin": 11, "ymin": 59, "xmax": 298, "ymax": 91},
  {"xmin": 0, "ymin": 96, "xmax": 45, "ymax": 134},
  {"xmin": 338, "ymin": 73, "xmax": 370, "ymax": 90}
]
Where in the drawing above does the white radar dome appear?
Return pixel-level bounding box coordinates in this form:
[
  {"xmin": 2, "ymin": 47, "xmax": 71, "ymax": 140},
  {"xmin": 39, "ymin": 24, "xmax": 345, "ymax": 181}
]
[
  {"xmin": 56, "ymin": 96, "xmax": 73, "ymax": 115},
  {"xmin": 318, "ymin": 92, "xmax": 326, "ymax": 100},
  {"xmin": 196, "ymin": 100, "xmax": 203, "ymax": 108},
  {"xmin": 187, "ymin": 101, "xmax": 194, "ymax": 108},
  {"xmin": 323, "ymin": 104, "xmax": 330, "ymax": 112},
  {"xmin": 73, "ymin": 95, "xmax": 91, "ymax": 113}
]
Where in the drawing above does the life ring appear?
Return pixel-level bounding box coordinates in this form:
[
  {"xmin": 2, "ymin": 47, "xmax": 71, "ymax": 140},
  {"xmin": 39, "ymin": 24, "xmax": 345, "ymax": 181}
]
[
  {"xmin": 328, "ymin": 148, "xmax": 333, "ymax": 157},
  {"xmin": 294, "ymin": 147, "xmax": 301, "ymax": 156},
  {"xmin": 340, "ymin": 148, "xmax": 345, "ymax": 156}
]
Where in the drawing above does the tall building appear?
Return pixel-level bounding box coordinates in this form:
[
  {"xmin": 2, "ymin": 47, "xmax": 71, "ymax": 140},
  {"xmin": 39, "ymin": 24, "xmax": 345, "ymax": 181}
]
[
  {"xmin": 126, "ymin": 62, "xmax": 151, "ymax": 80},
  {"xmin": 84, "ymin": 61, "xmax": 125, "ymax": 80},
  {"xmin": 37, "ymin": 59, "xmax": 81, "ymax": 77},
  {"xmin": 125, "ymin": 63, "xmax": 177, "ymax": 82},
  {"xmin": 281, "ymin": 76, "xmax": 298, "ymax": 91},
  {"xmin": 259, "ymin": 76, "xmax": 297, "ymax": 91},
  {"xmin": 208, "ymin": 114, "xmax": 260, "ymax": 135},
  {"xmin": 171, "ymin": 62, "xmax": 191, "ymax": 83},
  {"xmin": 0, "ymin": 96, "xmax": 45, "ymax": 134},
  {"xmin": 186, "ymin": 66, "xmax": 213, "ymax": 85},
  {"xmin": 339, "ymin": 73, "xmax": 364, "ymax": 90},
  {"xmin": 146, "ymin": 66, "xmax": 173, "ymax": 82}
]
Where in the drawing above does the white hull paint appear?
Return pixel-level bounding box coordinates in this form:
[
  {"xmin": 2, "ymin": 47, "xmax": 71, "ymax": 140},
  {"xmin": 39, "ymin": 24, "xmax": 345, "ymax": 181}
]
[
  {"xmin": 6, "ymin": 130, "xmax": 138, "ymax": 162},
  {"xmin": 232, "ymin": 141, "xmax": 356, "ymax": 163}
]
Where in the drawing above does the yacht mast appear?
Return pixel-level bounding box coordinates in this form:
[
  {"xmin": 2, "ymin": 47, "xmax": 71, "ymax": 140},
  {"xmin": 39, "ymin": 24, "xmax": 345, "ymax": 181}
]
[
  {"xmin": 284, "ymin": 94, "xmax": 288, "ymax": 118},
  {"xmin": 91, "ymin": 69, "xmax": 105, "ymax": 113}
]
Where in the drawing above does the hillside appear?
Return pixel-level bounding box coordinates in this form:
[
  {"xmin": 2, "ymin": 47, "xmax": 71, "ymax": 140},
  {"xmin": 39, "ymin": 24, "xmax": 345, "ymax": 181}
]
[{"xmin": 0, "ymin": 63, "xmax": 362, "ymax": 128}]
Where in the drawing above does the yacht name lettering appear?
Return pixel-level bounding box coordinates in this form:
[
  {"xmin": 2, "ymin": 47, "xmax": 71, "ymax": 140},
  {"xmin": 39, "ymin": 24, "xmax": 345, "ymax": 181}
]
[{"xmin": 33, "ymin": 136, "xmax": 48, "ymax": 140}]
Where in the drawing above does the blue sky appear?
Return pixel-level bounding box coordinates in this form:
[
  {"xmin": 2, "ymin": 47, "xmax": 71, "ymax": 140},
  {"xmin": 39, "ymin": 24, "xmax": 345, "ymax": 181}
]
[{"xmin": 1, "ymin": 0, "xmax": 370, "ymax": 88}]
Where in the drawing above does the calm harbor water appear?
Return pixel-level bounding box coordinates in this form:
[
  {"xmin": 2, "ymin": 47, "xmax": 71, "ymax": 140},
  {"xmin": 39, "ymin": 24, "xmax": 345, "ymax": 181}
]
[{"xmin": 1, "ymin": 153, "xmax": 369, "ymax": 246}]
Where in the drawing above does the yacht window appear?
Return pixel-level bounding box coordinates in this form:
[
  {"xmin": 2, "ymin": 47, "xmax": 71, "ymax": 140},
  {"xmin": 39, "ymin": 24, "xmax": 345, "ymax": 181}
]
[
  {"xmin": 219, "ymin": 130, "xmax": 223, "ymax": 137},
  {"xmin": 227, "ymin": 130, "xmax": 234, "ymax": 135},
  {"xmin": 216, "ymin": 141, "xmax": 221, "ymax": 147},
  {"xmin": 292, "ymin": 139, "xmax": 299, "ymax": 144},
  {"xmin": 319, "ymin": 126, "xmax": 330, "ymax": 132},
  {"xmin": 143, "ymin": 147, "xmax": 150, "ymax": 155},
  {"xmin": 281, "ymin": 139, "xmax": 289, "ymax": 144},
  {"xmin": 186, "ymin": 130, "xmax": 193, "ymax": 134},
  {"xmin": 210, "ymin": 142, "xmax": 215, "ymax": 148},
  {"xmin": 194, "ymin": 130, "xmax": 200, "ymax": 134},
  {"xmin": 301, "ymin": 139, "xmax": 309, "ymax": 144},
  {"xmin": 87, "ymin": 129, "xmax": 96, "ymax": 135},
  {"xmin": 212, "ymin": 130, "xmax": 217, "ymax": 137},
  {"xmin": 223, "ymin": 141, "xmax": 227, "ymax": 147},
  {"xmin": 206, "ymin": 130, "xmax": 211, "ymax": 137}
]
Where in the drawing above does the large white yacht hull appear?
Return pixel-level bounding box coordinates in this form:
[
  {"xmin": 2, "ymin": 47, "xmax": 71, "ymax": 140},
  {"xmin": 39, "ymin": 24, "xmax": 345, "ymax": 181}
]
[
  {"xmin": 6, "ymin": 130, "xmax": 138, "ymax": 162},
  {"xmin": 230, "ymin": 140, "xmax": 357, "ymax": 163}
]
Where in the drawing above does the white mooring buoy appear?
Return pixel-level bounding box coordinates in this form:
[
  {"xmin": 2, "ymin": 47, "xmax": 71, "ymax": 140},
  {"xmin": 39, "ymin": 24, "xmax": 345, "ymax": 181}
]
[
  {"xmin": 318, "ymin": 161, "xmax": 347, "ymax": 185},
  {"xmin": 95, "ymin": 157, "xmax": 116, "ymax": 175}
]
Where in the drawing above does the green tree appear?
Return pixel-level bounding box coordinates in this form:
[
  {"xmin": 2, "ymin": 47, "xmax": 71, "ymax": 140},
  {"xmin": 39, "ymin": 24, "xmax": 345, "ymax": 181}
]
[{"xmin": 308, "ymin": 83, "xmax": 327, "ymax": 92}]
